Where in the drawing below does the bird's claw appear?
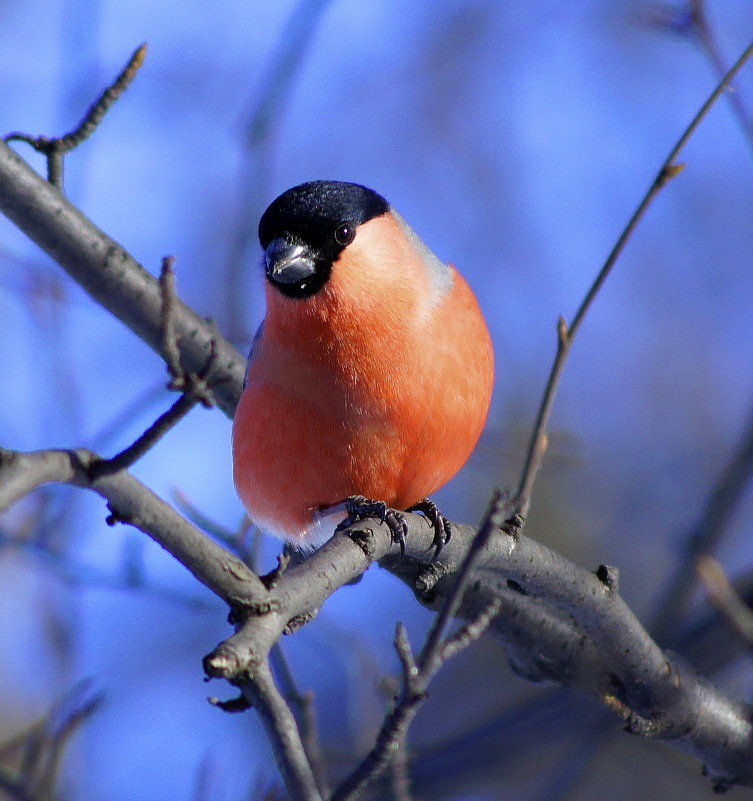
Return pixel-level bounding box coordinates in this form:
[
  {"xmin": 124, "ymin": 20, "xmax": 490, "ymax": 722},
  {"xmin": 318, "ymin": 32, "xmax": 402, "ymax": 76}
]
[
  {"xmin": 337, "ymin": 495, "xmax": 409, "ymax": 558},
  {"xmin": 407, "ymin": 498, "xmax": 452, "ymax": 559}
]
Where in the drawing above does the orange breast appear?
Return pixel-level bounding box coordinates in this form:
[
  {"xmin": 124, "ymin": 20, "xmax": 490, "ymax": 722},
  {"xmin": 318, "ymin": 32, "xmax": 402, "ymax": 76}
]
[{"xmin": 232, "ymin": 216, "xmax": 494, "ymax": 542}]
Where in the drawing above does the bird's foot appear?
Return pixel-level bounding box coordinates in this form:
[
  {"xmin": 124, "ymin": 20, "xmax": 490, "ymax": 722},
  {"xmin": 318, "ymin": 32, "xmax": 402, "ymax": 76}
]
[
  {"xmin": 407, "ymin": 497, "xmax": 452, "ymax": 559},
  {"xmin": 336, "ymin": 495, "xmax": 409, "ymax": 558}
]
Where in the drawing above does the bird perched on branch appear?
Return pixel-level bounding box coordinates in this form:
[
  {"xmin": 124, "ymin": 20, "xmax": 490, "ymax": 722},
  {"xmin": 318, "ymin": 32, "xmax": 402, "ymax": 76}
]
[{"xmin": 232, "ymin": 180, "xmax": 494, "ymax": 553}]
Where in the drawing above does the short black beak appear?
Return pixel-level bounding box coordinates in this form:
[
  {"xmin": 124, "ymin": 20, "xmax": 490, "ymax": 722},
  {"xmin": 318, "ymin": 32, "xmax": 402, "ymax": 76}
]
[{"xmin": 265, "ymin": 238, "xmax": 317, "ymax": 285}]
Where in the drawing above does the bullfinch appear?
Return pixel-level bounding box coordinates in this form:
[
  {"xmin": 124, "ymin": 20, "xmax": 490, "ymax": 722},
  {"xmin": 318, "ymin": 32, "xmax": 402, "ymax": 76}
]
[{"xmin": 232, "ymin": 180, "xmax": 494, "ymax": 552}]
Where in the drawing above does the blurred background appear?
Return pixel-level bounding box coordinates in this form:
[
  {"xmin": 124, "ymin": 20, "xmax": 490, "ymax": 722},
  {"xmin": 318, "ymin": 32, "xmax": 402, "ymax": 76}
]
[{"xmin": 1, "ymin": 1, "xmax": 753, "ymax": 799}]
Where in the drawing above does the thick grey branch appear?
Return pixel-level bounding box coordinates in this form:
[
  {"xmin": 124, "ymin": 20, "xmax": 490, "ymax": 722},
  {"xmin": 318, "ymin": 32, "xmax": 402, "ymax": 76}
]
[
  {"xmin": 400, "ymin": 525, "xmax": 753, "ymax": 790},
  {"xmin": 0, "ymin": 140, "xmax": 245, "ymax": 418},
  {"xmin": 0, "ymin": 447, "xmax": 261, "ymax": 606},
  {"xmin": 3, "ymin": 444, "xmax": 752, "ymax": 788},
  {"xmin": 203, "ymin": 513, "xmax": 753, "ymax": 790}
]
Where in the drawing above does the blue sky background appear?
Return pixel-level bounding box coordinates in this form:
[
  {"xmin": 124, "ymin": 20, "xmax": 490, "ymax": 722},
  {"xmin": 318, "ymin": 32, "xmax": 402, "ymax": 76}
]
[{"xmin": 1, "ymin": 1, "xmax": 753, "ymax": 799}]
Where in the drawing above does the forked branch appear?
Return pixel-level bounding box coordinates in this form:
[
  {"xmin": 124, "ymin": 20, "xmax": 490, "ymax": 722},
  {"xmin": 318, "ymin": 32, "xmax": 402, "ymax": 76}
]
[{"xmin": 4, "ymin": 44, "xmax": 147, "ymax": 189}]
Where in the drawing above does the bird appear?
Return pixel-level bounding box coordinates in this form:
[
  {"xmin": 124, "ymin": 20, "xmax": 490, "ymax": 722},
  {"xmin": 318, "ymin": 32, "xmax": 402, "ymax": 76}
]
[{"xmin": 232, "ymin": 180, "xmax": 494, "ymax": 553}]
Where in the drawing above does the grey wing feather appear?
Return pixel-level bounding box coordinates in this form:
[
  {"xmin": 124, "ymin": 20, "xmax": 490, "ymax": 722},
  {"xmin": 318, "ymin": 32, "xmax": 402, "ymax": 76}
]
[{"xmin": 243, "ymin": 320, "xmax": 264, "ymax": 388}]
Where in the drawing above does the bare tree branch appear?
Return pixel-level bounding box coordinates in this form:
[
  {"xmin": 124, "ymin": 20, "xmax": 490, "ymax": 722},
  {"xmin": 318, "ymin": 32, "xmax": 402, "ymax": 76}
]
[
  {"xmin": 87, "ymin": 258, "xmax": 223, "ymax": 480},
  {"xmin": 0, "ymin": 680, "xmax": 103, "ymax": 801},
  {"xmin": 697, "ymin": 556, "xmax": 753, "ymax": 648},
  {"xmin": 388, "ymin": 729, "xmax": 414, "ymax": 801},
  {"xmin": 332, "ymin": 595, "xmax": 501, "ymax": 801},
  {"xmin": 0, "ymin": 773, "xmax": 38, "ymax": 801},
  {"xmin": 0, "ymin": 139, "xmax": 246, "ymax": 419},
  {"xmin": 409, "ymin": 525, "xmax": 753, "ymax": 791},
  {"xmin": 4, "ymin": 44, "xmax": 148, "ymax": 189},
  {"xmin": 270, "ymin": 648, "xmax": 330, "ymax": 798},
  {"xmin": 653, "ymin": 398, "xmax": 753, "ymax": 641},
  {"xmin": 514, "ymin": 37, "xmax": 753, "ymax": 516},
  {"xmin": 2, "ymin": 443, "xmax": 753, "ymax": 789},
  {"xmin": 238, "ymin": 662, "xmax": 323, "ymax": 801},
  {"xmin": 640, "ymin": 1, "xmax": 753, "ymax": 154},
  {"xmin": 0, "ymin": 447, "xmax": 261, "ymax": 607}
]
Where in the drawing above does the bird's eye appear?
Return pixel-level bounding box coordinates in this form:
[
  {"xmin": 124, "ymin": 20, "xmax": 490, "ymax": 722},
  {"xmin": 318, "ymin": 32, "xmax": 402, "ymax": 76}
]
[{"xmin": 334, "ymin": 223, "xmax": 355, "ymax": 246}]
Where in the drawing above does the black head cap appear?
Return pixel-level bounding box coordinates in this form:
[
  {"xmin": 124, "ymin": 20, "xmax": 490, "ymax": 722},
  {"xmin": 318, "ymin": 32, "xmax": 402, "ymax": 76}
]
[{"xmin": 258, "ymin": 180, "xmax": 390, "ymax": 299}]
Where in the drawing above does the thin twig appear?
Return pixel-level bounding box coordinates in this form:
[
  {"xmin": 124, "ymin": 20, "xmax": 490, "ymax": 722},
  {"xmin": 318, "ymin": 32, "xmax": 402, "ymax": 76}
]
[
  {"xmin": 270, "ymin": 646, "xmax": 330, "ymax": 798},
  {"xmin": 4, "ymin": 44, "xmax": 147, "ymax": 189},
  {"xmin": 331, "ymin": 592, "xmax": 503, "ymax": 801},
  {"xmin": 330, "ymin": 495, "xmax": 509, "ymax": 799},
  {"xmin": 224, "ymin": 0, "xmax": 334, "ymax": 342},
  {"xmin": 30, "ymin": 683, "xmax": 103, "ymax": 797},
  {"xmin": 331, "ymin": 640, "xmax": 423, "ymax": 801},
  {"xmin": 298, "ymin": 691, "xmax": 329, "ymax": 799},
  {"xmin": 514, "ymin": 37, "xmax": 753, "ymax": 516},
  {"xmin": 0, "ymin": 446, "xmax": 263, "ymax": 606},
  {"xmin": 159, "ymin": 256, "xmax": 222, "ymax": 405},
  {"xmin": 642, "ymin": 2, "xmax": 753, "ymax": 155},
  {"xmin": 652, "ymin": 398, "xmax": 753, "ymax": 641},
  {"xmin": 159, "ymin": 256, "xmax": 183, "ymax": 384},
  {"xmin": 0, "ymin": 773, "xmax": 36, "ymax": 801},
  {"xmin": 418, "ymin": 492, "xmax": 515, "ymax": 672},
  {"xmin": 87, "ymin": 257, "xmax": 220, "ymax": 480},
  {"xmin": 4, "ymin": 680, "xmax": 103, "ymax": 801},
  {"xmin": 389, "ymin": 729, "xmax": 414, "ymax": 801},
  {"xmin": 334, "ymin": 495, "xmax": 511, "ymax": 801},
  {"xmin": 395, "ymin": 623, "xmax": 418, "ymax": 687},
  {"xmin": 439, "ymin": 595, "xmax": 503, "ymax": 662},
  {"xmin": 697, "ymin": 556, "xmax": 753, "ymax": 647},
  {"xmin": 690, "ymin": 2, "xmax": 753, "ymax": 146},
  {"xmin": 58, "ymin": 44, "xmax": 148, "ymax": 151},
  {"xmin": 87, "ymin": 393, "xmax": 198, "ymax": 479},
  {"xmin": 239, "ymin": 661, "xmax": 323, "ymax": 801},
  {"xmin": 171, "ymin": 489, "xmax": 239, "ymax": 545}
]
